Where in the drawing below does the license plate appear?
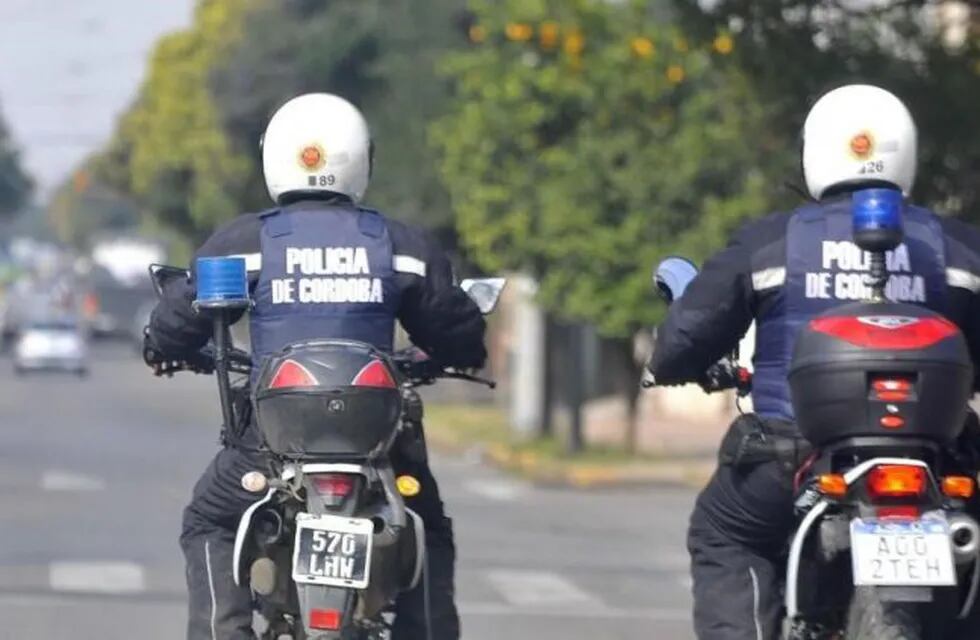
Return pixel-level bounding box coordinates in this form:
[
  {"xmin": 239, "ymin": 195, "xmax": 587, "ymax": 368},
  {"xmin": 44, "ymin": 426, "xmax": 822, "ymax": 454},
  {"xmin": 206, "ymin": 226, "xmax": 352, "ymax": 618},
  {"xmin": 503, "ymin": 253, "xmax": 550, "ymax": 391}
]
[
  {"xmin": 292, "ymin": 513, "xmax": 373, "ymax": 589},
  {"xmin": 850, "ymin": 516, "xmax": 956, "ymax": 586}
]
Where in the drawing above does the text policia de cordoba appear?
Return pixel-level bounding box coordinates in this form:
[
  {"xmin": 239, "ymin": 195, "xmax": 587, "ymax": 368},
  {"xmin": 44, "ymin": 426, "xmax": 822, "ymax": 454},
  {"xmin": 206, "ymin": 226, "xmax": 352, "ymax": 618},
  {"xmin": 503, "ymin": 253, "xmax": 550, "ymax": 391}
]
[
  {"xmin": 805, "ymin": 241, "xmax": 926, "ymax": 303},
  {"xmin": 271, "ymin": 247, "xmax": 383, "ymax": 304}
]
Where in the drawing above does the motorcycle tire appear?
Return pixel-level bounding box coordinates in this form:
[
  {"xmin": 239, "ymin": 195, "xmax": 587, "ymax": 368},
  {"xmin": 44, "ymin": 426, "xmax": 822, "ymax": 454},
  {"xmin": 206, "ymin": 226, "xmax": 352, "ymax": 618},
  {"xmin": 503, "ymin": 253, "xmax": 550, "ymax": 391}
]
[{"xmin": 844, "ymin": 586, "xmax": 922, "ymax": 639}]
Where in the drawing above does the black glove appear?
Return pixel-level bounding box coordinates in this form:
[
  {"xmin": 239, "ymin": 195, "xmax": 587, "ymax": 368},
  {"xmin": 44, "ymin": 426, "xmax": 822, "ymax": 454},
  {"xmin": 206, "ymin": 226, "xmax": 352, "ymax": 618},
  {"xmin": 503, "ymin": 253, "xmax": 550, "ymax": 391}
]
[
  {"xmin": 698, "ymin": 359, "xmax": 752, "ymax": 395},
  {"xmin": 142, "ymin": 327, "xmax": 167, "ymax": 371},
  {"xmin": 143, "ymin": 327, "xmax": 213, "ymax": 377}
]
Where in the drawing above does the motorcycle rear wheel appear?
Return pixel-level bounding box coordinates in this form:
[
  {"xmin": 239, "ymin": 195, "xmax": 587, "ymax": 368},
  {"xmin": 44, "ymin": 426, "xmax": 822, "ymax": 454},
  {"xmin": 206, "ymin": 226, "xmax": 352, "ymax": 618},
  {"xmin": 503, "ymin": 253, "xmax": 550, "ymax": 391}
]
[{"xmin": 844, "ymin": 586, "xmax": 922, "ymax": 639}]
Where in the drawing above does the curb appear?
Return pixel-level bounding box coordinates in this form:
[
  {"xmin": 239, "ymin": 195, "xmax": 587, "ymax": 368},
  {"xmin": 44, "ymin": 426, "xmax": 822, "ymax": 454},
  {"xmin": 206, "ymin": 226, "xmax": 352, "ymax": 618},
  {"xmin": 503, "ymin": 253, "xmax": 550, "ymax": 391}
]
[{"xmin": 430, "ymin": 434, "xmax": 714, "ymax": 489}]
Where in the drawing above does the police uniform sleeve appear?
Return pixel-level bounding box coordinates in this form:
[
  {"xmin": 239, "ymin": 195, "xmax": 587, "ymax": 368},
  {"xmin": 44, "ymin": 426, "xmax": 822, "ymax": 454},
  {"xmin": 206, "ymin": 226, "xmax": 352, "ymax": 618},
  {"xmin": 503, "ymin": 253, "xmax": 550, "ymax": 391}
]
[
  {"xmin": 940, "ymin": 217, "xmax": 980, "ymax": 392},
  {"xmin": 648, "ymin": 229, "xmax": 755, "ymax": 384},
  {"xmin": 147, "ymin": 213, "xmax": 263, "ymax": 357},
  {"xmin": 394, "ymin": 229, "xmax": 487, "ymax": 369}
]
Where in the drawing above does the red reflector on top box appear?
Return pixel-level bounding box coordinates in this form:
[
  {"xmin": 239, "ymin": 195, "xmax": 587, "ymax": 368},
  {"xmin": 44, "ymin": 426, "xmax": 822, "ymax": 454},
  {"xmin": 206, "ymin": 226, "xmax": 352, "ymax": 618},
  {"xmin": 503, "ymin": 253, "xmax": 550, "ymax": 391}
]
[
  {"xmin": 269, "ymin": 359, "xmax": 319, "ymax": 389},
  {"xmin": 351, "ymin": 360, "xmax": 396, "ymax": 388},
  {"xmin": 809, "ymin": 316, "xmax": 958, "ymax": 350}
]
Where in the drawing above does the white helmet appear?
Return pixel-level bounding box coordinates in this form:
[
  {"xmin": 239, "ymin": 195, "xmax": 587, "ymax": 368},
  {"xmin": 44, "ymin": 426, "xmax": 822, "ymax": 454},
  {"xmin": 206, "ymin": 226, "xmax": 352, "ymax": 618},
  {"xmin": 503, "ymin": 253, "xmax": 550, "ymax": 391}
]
[
  {"xmin": 802, "ymin": 84, "xmax": 917, "ymax": 200},
  {"xmin": 262, "ymin": 93, "xmax": 372, "ymax": 204}
]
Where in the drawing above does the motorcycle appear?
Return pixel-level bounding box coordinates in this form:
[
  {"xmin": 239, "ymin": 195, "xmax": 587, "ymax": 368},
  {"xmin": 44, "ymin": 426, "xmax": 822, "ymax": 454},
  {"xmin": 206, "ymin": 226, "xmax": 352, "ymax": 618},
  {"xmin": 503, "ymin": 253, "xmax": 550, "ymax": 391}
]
[
  {"xmin": 648, "ymin": 188, "xmax": 980, "ymax": 638},
  {"xmin": 149, "ymin": 261, "xmax": 505, "ymax": 639}
]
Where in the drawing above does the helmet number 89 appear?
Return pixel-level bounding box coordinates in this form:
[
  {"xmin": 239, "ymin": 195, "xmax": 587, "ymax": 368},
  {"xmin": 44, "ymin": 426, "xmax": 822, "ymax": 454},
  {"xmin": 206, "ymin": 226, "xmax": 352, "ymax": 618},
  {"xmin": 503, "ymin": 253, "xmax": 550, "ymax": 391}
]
[{"xmin": 310, "ymin": 175, "xmax": 336, "ymax": 187}]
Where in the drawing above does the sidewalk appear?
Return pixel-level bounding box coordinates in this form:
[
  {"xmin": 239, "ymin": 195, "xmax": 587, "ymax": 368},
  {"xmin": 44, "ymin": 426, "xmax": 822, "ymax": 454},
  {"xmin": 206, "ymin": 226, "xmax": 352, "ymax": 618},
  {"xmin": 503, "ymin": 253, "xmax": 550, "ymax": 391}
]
[{"xmin": 423, "ymin": 402, "xmax": 719, "ymax": 489}]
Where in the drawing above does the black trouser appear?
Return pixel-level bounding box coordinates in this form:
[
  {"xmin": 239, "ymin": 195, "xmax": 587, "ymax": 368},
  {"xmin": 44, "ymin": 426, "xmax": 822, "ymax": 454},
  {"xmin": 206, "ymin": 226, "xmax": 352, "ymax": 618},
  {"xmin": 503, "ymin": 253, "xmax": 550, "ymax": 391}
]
[
  {"xmin": 688, "ymin": 419, "xmax": 980, "ymax": 640},
  {"xmin": 181, "ymin": 445, "xmax": 460, "ymax": 640}
]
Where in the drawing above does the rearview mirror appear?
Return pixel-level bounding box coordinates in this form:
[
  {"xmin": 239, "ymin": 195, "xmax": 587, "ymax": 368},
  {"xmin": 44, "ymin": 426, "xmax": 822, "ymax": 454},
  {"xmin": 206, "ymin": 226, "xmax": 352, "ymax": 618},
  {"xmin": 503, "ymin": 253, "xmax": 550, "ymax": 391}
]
[
  {"xmin": 460, "ymin": 278, "xmax": 507, "ymax": 314},
  {"xmin": 653, "ymin": 257, "xmax": 699, "ymax": 304},
  {"xmin": 149, "ymin": 264, "xmax": 190, "ymax": 299}
]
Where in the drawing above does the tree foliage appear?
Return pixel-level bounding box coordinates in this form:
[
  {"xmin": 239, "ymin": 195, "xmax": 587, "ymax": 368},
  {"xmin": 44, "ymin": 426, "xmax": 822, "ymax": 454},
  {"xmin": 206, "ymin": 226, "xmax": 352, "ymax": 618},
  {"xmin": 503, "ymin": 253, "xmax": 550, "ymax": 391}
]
[
  {"xmin": 97, "ymin": 0, "xmax": 468, "ymax": 244},
  {"xmin": 433, "ymin": 0, "xmax": 781, "ymax": 336},
  {"xmin": 209, "ymin": 0, "xmax": 467, "ymax": 232},
  {"xmin": 47, "ymin": 173, "xmax": 142, "ymax": 249},
  {"xmin": 0, "ymin": 100, "xmax": 33, "ymax": 218},
  {"xmin": 95, "ymin": 0, "xmax": 256, "ymax": 245},
  {"xmin": 671, "ymin": 0, "xmax": 980, "ymax": 218}
]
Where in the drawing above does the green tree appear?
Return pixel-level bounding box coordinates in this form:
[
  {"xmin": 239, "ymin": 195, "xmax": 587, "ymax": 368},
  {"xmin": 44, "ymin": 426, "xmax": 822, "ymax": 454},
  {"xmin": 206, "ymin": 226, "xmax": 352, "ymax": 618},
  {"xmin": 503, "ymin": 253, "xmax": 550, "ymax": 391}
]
[
  {"xmin": 209, "ymin": 0, "xmax": 467, "ymax": 234},
  {"xmin": 0, "ymin": 100, "xmax": 33, "ymax": 217},
  {"xmin": 96, "ymin": 0, "xmax": 256, "ymax": 245},
  {"xmin": 670, "ymin": 0, "xmax": 980, "ymax": 218},
  {"xmin": 99, "ymin": 0, "xmax": 470, "ymax": 244},
  {"xmin": 433, "ymin": 0, "xmax": 781, "ymax": 338},
  {"xmin": 47, "ymin": 171, "xmax": 142, "ymax": 250}
]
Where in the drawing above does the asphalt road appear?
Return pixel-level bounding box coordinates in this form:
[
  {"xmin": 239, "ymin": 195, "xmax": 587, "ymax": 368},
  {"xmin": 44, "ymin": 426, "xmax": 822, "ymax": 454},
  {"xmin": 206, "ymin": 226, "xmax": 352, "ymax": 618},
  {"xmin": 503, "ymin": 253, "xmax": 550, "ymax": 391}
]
[{"xmin": 0, "ymin": 344, "xmax": 698, "ymax": 639}]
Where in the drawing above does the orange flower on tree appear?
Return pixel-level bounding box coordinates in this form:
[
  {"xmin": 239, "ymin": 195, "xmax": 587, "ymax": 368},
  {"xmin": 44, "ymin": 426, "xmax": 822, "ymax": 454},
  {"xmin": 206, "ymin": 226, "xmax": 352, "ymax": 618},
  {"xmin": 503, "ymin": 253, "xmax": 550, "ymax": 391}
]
[
  {"xmin": 667, "ymin": 65, "xmax": 685, "ymax": 84},
  {"xmin": 564, "ymin": 29, "xmax": 585, "ymax": 56},
  {"xmin": 469, "ymin": 24, "xmax": 487, "ymax": 44},
  {"xmin": 713, "ymin": 33, "xmax": 734, "ymax": 55},
  {"xmin": 506, "ymin": 22, "xmax": 533, "ymax": 42},
  {"xmin": 539, "ymin": 21, "xmax": 560, "ymax": 50},
  {"xmin": 630, "ymin": 37, "xmax": 655, "ymax": 59}
]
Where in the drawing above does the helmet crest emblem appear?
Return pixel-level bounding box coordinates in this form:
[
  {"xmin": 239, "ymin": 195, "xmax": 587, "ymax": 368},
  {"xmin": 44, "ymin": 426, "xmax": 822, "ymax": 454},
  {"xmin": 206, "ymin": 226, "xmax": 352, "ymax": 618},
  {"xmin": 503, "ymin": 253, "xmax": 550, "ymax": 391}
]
[
  {"xmin": 298, "ymin": 144, "xmax": 326, "ymax": 171},
  {"xmin": 849, "ymin": 132, "xmax": 875, "ymax": 160}
]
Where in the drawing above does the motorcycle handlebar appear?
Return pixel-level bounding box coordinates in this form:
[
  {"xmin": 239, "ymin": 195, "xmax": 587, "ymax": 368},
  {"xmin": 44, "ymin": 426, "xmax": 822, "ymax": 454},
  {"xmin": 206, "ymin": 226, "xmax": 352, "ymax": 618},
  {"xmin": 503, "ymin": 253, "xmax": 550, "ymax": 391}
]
[
  {"xmin": 642, "ymin": 356, "xmax": 752, "ymax": 397},
  {"xmin": 162, "ymin": 346, "xmax": 495, "ymax": 389},
  {"xmin": 390, "ymin": 349, "xmax": 496, "ymax": 389}
]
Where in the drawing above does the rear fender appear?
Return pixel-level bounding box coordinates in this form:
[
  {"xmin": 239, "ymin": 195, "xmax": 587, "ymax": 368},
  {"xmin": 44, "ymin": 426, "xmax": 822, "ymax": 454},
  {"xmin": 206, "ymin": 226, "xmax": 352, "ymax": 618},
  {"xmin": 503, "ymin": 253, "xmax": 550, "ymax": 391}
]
[
  {"xmin": 296, "ymin": 583, "xmax": 357, "ymax": 639},
  {"xmin": 233, "ymin": 487, "xmax": 277, "ymax": 587},
  {"xmin": 403, "ymin": 507, "xmax": 426, "ymax": 591}
]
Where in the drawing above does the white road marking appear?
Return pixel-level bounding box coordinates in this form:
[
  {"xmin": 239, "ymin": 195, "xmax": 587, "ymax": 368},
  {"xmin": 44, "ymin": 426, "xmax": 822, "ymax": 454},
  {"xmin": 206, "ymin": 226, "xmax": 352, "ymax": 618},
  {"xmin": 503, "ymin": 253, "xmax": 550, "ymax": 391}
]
[
  {"xmin": 0, "ymin": 591, "xmax": 690, "ymax": 620},
  {"xmin": 486, "ymin": 569, "xmax": 598, "ymax": 607},
  {"xmin": 49, "ymin": 562, "xmax": 145, "ymax": 594},
  {"xmin": 459, "ymin": 600, "xmax": 691, "ymax": 621},
  {"xmin": 41, "ymin": 470, "xmax": 105, "ymax": 492},
  {"xmin": 463, "ymin": 480, "xmax": 527, "ymax": 502}
]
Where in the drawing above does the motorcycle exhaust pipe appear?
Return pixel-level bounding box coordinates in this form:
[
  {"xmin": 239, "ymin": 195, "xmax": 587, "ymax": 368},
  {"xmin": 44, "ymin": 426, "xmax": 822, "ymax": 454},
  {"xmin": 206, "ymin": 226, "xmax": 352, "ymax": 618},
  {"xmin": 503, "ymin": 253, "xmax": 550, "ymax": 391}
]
[{"xmin": 949, "ymin": 514, "xmax": 980, "ymax": 564}]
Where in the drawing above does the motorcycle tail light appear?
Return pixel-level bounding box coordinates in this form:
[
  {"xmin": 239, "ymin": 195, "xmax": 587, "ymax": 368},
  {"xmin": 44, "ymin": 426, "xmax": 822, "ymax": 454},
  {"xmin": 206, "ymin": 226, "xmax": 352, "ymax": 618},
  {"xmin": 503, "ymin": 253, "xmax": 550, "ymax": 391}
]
[
  {"xmin": 867, "ymin": 465, "xmax": 926, "ymax": 499},
  {"xmin": 871, "ymin": 376, "xmax": 914, "ymax": 402},
  {"xmin": 876, "ymin": 505, "xmax": 920, "ymax": 520},
  {"xmin": 269, "ymin": 359, "xmax": 318, "ymax": 389},
  {"xmin": 351, "ymin": 360, "xmax": 396, "ymax": 388},
  {"xmin": 310, "ymin": 473, "xmax": 356, "ymax": 506},
  {"xmin": 817, "ymin": 474, "xmax": 848, "ymax": 498},
  {"xmin": 942, "ymin": 475, "xmax": 975, "ymax": 499},
  {"xmin": 309, "ymin": 608, "xmax": 342, "ymax": 630}
]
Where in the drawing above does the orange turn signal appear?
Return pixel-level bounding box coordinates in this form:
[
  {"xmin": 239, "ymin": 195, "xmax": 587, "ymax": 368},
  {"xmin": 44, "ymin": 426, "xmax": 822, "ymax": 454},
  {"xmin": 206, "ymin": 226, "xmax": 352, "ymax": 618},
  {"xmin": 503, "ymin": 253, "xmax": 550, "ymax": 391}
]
[
  {"xmin": 817, "ymin": 474, "xmax": 848, "ymax": 498},
  {"xmin": 942, "ymin": 475, "xmax": 975, "ymax": 499}
]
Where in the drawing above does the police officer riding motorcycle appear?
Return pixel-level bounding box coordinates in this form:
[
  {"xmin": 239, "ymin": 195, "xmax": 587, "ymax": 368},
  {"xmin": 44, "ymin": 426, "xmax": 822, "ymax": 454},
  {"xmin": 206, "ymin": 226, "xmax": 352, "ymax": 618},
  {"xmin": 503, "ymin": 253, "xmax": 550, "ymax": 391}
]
[
  {"xmin": 646, "ymin": 84, "xmax": 980, "ymax": 639},
  {"xmin": 144, "ymin": 93, "xmax": 486, "ymax": 640}
]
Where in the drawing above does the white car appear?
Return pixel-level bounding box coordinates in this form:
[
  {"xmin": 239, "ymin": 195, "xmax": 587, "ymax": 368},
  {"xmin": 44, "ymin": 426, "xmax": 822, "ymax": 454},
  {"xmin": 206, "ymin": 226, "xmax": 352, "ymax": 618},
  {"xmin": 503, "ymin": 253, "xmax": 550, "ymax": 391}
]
[{"xmin": 14, "ymin": 318, "xmax": 89, "ymax": 376}]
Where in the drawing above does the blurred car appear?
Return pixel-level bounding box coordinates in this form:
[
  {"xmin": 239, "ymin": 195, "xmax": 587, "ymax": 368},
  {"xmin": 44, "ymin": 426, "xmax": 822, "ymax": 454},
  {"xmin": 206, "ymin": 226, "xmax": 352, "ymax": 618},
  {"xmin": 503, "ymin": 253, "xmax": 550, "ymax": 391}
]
[{"xmin": 14, "ymin": 317, "xmax": 89, "ymax": 376}]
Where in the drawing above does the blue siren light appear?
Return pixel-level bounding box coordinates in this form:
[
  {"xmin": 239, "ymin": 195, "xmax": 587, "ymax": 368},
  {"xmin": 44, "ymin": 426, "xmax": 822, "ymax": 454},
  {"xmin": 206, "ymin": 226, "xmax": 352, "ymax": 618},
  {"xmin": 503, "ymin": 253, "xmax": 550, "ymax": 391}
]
[
  {"xmin": 195, "ymin": 256, "xmax": 249, "ymax": 307},
  {"xmin": 852, "ymin": 188, "xmax": 904, "ymax": 253}
]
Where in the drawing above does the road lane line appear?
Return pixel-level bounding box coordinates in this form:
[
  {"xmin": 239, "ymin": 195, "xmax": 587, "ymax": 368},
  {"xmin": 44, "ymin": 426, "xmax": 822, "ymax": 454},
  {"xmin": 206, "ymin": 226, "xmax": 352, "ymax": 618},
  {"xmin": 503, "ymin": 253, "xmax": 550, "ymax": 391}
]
[
  {"xmin": 0, "ymin": 591, "xmax": 690, "ymax": 621},
  {"xmin": 462, "ymin": 480, "xmax": 526, "ymax": 501},
  {"xmin": 49, "ymin": 562, "xmax": 145, "ymax": 594},
  {"xmin": 458, "ymin": 600, "xmax": 691, "ymax": 620},
  {"xmin": 486, "ymin": 569, "xmax": 597, "ymax": 607},
  {"xmin": 41, "ymin": 470, "xmax": 106, "ymax": 492}
]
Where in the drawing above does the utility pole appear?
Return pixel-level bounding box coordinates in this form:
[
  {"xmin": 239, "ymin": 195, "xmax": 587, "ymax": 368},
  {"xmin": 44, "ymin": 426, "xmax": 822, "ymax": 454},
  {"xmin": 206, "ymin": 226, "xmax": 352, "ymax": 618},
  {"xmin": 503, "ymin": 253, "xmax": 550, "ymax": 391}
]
[{"xmin": 566, "ymin": 323, "xmax": 585, "ymax": 454}]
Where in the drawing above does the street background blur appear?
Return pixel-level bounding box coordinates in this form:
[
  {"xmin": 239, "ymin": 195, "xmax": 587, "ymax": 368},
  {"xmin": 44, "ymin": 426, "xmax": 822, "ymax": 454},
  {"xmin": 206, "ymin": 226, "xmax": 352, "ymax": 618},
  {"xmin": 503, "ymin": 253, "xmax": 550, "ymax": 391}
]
[{"xmin": 0, "ymin": 1, "xmax": 976, "ymax": 638}]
